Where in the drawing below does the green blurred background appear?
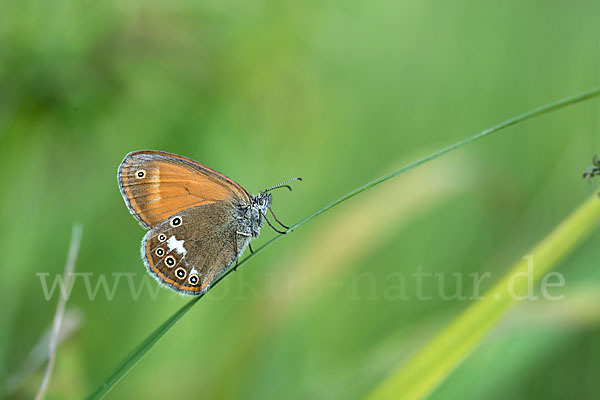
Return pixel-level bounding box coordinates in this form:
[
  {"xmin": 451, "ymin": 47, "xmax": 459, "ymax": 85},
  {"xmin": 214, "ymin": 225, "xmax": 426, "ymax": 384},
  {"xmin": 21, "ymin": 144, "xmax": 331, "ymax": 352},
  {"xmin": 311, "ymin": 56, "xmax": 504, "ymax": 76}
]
[{"xmin": 1, "ymin": 0, "xmax": 600, "ymax": 399}]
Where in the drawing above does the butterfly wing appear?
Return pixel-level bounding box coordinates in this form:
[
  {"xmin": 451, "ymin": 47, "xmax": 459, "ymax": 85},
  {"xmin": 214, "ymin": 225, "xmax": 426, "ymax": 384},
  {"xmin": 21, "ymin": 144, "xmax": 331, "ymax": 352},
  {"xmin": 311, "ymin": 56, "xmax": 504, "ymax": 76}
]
[
  {"xmin": 118, "ymin": 150, "xmax": 250, "ymax": 229},
  {"xmin": 142, "ymin": 202, "xmax": 250, "ymax": 295}
]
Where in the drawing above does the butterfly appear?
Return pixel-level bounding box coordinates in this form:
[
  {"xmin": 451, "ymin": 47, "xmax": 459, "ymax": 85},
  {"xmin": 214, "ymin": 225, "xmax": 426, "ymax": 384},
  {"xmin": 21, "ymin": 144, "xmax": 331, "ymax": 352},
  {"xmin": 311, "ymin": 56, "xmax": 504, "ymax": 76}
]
[{"xmin": 118, "ymin": 150, "xmax": 300, "ymax": 295}]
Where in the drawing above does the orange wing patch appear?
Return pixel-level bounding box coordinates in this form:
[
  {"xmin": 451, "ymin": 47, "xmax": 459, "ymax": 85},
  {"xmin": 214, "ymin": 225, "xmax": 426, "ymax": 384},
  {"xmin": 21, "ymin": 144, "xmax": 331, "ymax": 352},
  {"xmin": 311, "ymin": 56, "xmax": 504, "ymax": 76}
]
[{"xmin": 118, "ymin": 151, "xmax": 250, "ymax": 228}]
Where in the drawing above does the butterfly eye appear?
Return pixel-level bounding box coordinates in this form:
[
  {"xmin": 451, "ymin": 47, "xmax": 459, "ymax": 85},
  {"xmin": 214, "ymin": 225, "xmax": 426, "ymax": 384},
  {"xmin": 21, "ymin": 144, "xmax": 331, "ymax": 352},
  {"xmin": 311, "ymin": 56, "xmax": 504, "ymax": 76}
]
[
  {"xmin": 188, "ymin": 274, "xmax": 199, "ymax": 286},
  {"xmin": 165, "ymin": 256, "xmax": 176, "ymax": 268},
  {"xmin": 155, "ymin": 248, "xmax": 165, "ymax": 257},
  {"xmin": 136, "ymin": 169, "xmax": 146, "ymax": 179},
  {"xmin": 175, "ymin": 267, "xmax": 187, "ymax": 280},
  {"xmin": 158, "ymin": 234, "xmax": 167, "ymax": 242},
  {"xmin": 170, "ymin": 216, "xmax": 182, "ymax": 227}
]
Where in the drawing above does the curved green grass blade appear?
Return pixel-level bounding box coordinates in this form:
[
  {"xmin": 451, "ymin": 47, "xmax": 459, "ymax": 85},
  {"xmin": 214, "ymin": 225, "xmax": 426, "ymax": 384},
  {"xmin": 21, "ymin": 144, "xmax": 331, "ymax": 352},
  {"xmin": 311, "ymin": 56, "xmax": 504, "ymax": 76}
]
[
  {"xmin": 85, "ymin": 296, "xmax": 201, "ymax": 399},
  {"xmin": 367, "ymin": 193, "xmax": 600, "ymax": 400},
  {"xmin": 86, "ymin": 86, "xmax": 600, "ymax": 399}
]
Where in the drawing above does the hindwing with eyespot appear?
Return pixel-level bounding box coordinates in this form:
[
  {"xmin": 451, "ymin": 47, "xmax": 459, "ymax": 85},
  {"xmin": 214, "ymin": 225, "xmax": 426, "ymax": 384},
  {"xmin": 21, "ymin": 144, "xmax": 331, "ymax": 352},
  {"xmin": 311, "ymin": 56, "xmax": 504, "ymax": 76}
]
[
  {"xmin": 140, "ymin": 203, "xmax": 251, "ymax": 295},
  {"xmin": 143, "ymin": 226, "xmax": 185, "ymax": 284}
]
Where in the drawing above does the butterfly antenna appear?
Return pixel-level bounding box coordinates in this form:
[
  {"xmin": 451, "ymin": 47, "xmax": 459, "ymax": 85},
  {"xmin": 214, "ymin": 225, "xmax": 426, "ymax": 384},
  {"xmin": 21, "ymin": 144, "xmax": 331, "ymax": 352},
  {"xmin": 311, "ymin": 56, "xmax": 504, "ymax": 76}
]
[{"xmin": 264, "ymin": 177, "xmax": 303, "ymax": 193}]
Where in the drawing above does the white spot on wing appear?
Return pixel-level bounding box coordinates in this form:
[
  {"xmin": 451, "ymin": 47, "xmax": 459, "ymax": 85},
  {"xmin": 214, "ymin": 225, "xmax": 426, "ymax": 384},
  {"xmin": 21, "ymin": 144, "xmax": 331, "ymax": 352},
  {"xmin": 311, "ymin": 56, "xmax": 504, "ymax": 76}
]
[{"xmin": 167, "ymin": 236, "xmax": 187, "ymax": 255}]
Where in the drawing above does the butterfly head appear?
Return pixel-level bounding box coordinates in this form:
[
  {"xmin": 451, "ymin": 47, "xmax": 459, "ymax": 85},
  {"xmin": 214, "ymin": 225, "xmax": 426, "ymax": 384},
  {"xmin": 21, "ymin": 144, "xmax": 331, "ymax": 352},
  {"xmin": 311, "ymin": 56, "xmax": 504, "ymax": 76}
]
[
  {"xmin": 252, "ymin": 191, "xmax": 273, "ymax": 211},
  {"xmin": 243, "ymin": 177, "xmax": 302, "ymax": 237},
  {"xmin": 247, "ymin": 192, "xmax": 272, "ymax": 237}
]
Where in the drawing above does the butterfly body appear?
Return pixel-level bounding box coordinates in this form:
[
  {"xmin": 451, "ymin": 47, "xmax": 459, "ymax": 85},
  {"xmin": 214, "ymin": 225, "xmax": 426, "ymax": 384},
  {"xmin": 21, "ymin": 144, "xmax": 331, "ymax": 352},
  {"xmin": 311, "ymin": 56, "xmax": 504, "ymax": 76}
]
[
  {"xmin": 117, "ymin": 150, "xmax": 287, "ymax": 295},
  {"xmin": 239, "ymin": 192, "xmax": 273, "ymax": 238}
]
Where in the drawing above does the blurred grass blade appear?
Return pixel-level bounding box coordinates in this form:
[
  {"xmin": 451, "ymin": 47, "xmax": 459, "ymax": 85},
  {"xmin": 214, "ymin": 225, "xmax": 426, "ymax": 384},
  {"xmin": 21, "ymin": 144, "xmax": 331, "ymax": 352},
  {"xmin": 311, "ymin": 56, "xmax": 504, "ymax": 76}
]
[
  {"xmin": 35, "ymin": 223, "xmax": 82, "ymax": 400},
  {"xmin": 86, "ymin": 86, "xmax": 600, "ymax": 399},
  {"xmin": 207, "ymin": 155, "xmax": 472, "ymax": 398},
  {"xmin": 85, "ymin": 296, "xmax": 201, "ymax": 400},
  {"xmin": 286, "ymin": 86, "xmax": 600, "ymax": 232},
  {"xmin": 367, "ymin": 193, "xmax": 600, "ymax": 400}
]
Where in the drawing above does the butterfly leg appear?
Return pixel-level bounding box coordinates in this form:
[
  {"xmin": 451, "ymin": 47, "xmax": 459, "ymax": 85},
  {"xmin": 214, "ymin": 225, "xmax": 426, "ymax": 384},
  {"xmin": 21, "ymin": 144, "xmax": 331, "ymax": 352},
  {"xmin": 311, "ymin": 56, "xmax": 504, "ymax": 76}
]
[
  {"xmin": 233, "ymin": 233, "xmax": 240, "ymax": 271},
  {"xmin": 249, "ymin": 243, "xmax": 254, "ymax": 253},
  {"xmin": 261, "ymin": 212, "xmax": 287, "ymax": 234},
  {"xmin": 235, "ymin": 231, "xmax": 252, "ymax": 271},
  {"xmin": 268, "ymin": 207, "xmax": 290, "ymax": 229}
]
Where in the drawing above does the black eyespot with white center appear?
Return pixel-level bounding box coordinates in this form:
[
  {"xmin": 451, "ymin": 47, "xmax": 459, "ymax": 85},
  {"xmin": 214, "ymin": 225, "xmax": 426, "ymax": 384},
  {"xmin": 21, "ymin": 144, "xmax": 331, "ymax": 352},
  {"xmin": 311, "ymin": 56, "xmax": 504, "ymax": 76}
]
[
  {"xmin": 165, "ymin": 256, "xmax": 176, "ymax": 268},
  {"xmin": 158, "ymin": 234, "xmax": 167, "ymax": 242},
  {"xmin": 136, "ymin": 169, "xmax": 146, "ymax": 179},
  {"xmin": 170, "ymin": 216, "xmax": 182, "ymax": 227},
  {"xmin": 155, "ymin": 248, "xmax": 164, "ymax": 257},
  {"xmin": 175, "ymin": 268, "xmax": 187, "ymax": 280},
  {"xmin": 188, "ymin": 274, "xmax": 199, "ymax": 286}
]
